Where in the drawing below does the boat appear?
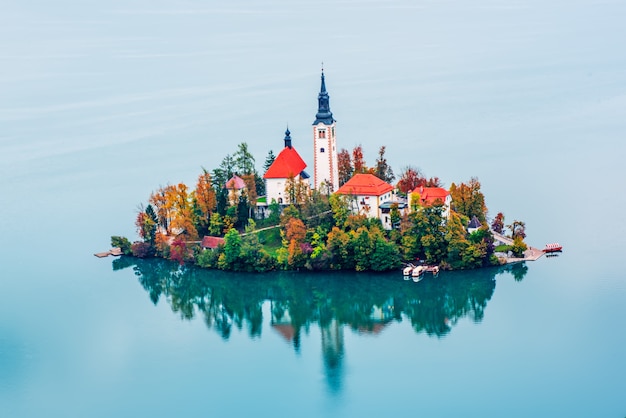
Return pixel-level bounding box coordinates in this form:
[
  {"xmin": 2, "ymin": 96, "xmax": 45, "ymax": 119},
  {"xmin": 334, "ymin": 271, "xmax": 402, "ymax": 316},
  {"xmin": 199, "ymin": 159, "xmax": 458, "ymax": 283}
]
[
  {"xmin": 403, "ymin": 265, "xmax": 413, "ymax": 276},
  {"xmin": 543, "ymin": 243, "xmax": 563, "ymax": 253},
  {"xmin": 412, "ymin": 265, "xmax": 425, "ymax": 282}
]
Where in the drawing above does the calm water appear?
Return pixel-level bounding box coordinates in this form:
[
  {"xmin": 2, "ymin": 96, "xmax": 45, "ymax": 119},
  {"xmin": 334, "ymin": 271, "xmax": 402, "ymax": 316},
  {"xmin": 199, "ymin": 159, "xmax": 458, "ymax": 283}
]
[{"xmin": 1, "ymin": 1, "xmax": 625, "ymax": 416}]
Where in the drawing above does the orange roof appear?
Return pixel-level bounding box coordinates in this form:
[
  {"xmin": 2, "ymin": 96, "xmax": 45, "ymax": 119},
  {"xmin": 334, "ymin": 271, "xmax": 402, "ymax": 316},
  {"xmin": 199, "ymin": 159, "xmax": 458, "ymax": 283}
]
[
  {"xmin": 335, "ymin": 173, "xmax": 394, "ymax": 196},
  {"xmin": 264, "ymin": 146, "xmax": 307, "ymax": 179},
  {"xmin": 411, "ymin": 186, "xmax": 449, "ymax": 206}
]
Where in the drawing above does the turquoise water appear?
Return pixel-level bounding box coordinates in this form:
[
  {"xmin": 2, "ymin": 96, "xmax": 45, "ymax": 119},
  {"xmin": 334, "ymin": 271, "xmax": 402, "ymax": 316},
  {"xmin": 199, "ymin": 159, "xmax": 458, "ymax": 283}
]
[{"xmin": 1, "ymin": 1, "xmax": 625, "ymax": 416}]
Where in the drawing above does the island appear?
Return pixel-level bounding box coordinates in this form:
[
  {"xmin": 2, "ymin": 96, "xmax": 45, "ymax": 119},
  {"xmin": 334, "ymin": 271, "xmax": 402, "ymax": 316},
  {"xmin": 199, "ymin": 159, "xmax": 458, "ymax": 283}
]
[{"xmin": 108, "ymin": 72, "xmax": 535, "ymax": 273}]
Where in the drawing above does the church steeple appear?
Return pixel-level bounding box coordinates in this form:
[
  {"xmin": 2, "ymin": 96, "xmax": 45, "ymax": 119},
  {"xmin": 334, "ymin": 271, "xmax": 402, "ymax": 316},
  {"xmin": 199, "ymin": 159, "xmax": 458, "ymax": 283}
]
[
  {"xmin": 312, "ymin": 69, "xmax": 339, "ymax": 193},
  {"xmin": 313, "ymin": 71, "xmax": 335, "ymax": 125},
  {"xmin": 284, "ymin": 127, "xmax": 292, "ymax": 149}
]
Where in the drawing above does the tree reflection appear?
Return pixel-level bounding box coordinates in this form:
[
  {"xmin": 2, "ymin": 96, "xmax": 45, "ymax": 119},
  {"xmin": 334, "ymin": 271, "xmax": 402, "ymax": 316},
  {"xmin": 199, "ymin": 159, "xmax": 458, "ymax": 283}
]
[{"xmin": 113, "ymin": 258, "xmax": 527, "ymax": 392}]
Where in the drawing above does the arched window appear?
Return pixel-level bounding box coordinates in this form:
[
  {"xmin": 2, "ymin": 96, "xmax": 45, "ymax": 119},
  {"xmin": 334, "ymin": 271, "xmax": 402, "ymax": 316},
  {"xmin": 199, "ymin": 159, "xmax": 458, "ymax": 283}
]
[{"xmin": 320, "ymin": 147, "xmax": 325, "ymax": 153}]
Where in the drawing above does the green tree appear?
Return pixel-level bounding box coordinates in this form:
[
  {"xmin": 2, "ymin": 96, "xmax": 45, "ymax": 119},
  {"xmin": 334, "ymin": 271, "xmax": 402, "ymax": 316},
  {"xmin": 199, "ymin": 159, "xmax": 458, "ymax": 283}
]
[
  {"xmin": 218, "ymin": 229, "xmax": 242, "ymax": 270},
  {"xmin": 370, "ymin": 235, "xmax": 402, "ymax": 271},
  {"xmin": 352, "ymin": 226, "xmax": 373, "ymax": 271},
  {"xmin": 263, "ymin": 150, "xmax": 276, "ymax": 174},
  {"xmin": 234, "ymin": 142, "xmax": 255, "ymax": 175},
  {"xmin": 111, "ymin": 236, "xmax": 132, "ymax": 255},
  {"xmin": 374, "ymin": 145, "xmax": 395, "ymax": 183},
  {"xmin": 329, "ymin": 194, "xmax": 350, "ymax": 229}
]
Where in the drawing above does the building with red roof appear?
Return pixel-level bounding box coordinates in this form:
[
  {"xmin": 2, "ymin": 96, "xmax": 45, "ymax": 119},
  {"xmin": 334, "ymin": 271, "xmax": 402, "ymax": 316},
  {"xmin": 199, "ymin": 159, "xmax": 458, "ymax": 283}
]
[
  {"xmin": 335, "ymin": 173, "xmax": 397, "ymax": 223},
  {"xmin": 262, "ymin": 129, "xmax": 310, "ymax": 206},
  {"xmin": 407, "ymin": 186, "xmax": 452, "ymax": 219},
  {"xmin": 225, "ymin": 175, "xmax": 247, "ymax": 205}
]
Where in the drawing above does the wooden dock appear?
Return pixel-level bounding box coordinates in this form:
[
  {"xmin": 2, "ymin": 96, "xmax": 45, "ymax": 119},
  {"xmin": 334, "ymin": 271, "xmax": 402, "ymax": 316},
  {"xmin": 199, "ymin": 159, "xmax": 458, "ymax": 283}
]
[{"xmin": 94, "ymin": 248, "xmax": 123, "ymax": 258}]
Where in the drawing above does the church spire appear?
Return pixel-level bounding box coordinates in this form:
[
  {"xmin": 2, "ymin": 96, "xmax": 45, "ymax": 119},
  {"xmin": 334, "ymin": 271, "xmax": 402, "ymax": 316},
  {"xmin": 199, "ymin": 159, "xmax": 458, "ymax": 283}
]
[
  {"xmin": 284, "ymin": 127, "xmax": 292, "ymax": 149},
  {"xmin": 313, "ymin": 71, "xmax": 335, "ymax": 125}
]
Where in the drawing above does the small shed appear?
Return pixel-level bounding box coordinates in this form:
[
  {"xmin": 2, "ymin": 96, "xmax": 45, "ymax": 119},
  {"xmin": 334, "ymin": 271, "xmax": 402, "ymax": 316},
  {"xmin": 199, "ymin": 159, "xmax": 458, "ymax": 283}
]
[{"xmin": 201, "ymin": 236, "xmax": 225, "ymax": 250}]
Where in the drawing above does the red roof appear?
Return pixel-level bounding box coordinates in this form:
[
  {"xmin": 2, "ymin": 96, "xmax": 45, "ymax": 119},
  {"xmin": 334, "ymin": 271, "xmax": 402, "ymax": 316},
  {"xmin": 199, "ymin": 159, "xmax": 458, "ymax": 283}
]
[
  {"xmin": 335, "ymin": 173, "xmax": 393, "ymax": 196},
  {"xmin": 201, "ymin": 236, "xmax": 225, "ymax": 249},
  {"xmin": 411, "ymin": 186, "xmax": 449, "ymax": 206},
  {"xmin": 264, "ymin": 146, "xmax": 307, "ymax": 179}
]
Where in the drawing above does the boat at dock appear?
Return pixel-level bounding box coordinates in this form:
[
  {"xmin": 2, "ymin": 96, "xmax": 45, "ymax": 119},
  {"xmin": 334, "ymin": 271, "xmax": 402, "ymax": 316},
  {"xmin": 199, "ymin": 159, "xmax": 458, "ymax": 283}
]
[
  {"xmin": 403, "ymin": 263, "xmax": 439, "ymax": 281},
  {"xmin": 543, "ymin": 243, "xmax": 563, "ymax": 253}
]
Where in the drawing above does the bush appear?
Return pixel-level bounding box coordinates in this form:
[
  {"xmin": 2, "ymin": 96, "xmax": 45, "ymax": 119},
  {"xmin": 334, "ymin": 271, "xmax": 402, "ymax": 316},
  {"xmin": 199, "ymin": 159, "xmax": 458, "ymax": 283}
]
[
  {"xmin": 131, "ymin": 241, "xmax": 154, "ymax": 258},
  {"xmin": 111, "ymin": 236, "xmax": 132, "ymax": 255}
]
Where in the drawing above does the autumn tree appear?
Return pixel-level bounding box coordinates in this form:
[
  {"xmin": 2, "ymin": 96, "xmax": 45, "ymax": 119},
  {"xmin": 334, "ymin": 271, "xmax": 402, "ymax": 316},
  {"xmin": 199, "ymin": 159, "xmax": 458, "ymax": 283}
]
[
  {"xmin": 337, "ymin": 148, "xmax": 353, "ymax": 186},
  {"xmin": 284, "ymin": 173, "xmax": 309, "ymax": 206},
  {"xmin": 168, "ymin": 183, "xmax": 199, "ymax": 241},
  {"xmin": 352, "ymin": 145, "xmax": 367, "ymax": 174},
  {"xmin": 149, "ymin": 184, "xmax": 177, "ymax": 232},
  {"xmin": 194, "ymin": 169, "xmax": 217, "ymax": 235},
  {"xmin": 491, "ymin": 212, "xmax": 505, "ymax": 234},
  {"xmin": 449, "ymin": 177, "xmax": 487, "ymax": 223},
  {"xmin": 397, "ymin": 166, "xmax": 424, "ymax": 194},
  {"xmin": 278, "ymin": 217, "xmax": 307, "ymax": 269}
]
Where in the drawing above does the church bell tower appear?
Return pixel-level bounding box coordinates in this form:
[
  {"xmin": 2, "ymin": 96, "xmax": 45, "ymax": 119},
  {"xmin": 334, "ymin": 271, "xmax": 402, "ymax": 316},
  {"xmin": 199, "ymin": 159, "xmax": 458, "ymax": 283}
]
[{"xmin": 313, "ymin": 70, "xmax": 339, "ymax": 193}]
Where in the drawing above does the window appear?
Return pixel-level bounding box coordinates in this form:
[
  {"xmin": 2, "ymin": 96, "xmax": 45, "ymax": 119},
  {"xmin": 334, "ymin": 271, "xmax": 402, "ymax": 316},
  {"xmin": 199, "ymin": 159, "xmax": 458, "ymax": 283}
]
[
  {"xmin": 320, "ymin": 147, "xmax": 325, "ymax": 153},
  {"xmin": 318, "ymin": 129, "xmax": 326, "ymax": 138}
]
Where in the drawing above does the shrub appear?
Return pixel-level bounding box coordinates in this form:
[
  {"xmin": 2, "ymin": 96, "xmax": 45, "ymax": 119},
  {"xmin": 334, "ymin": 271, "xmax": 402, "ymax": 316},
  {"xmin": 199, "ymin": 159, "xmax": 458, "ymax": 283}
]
[{"xmin": 111, "ymin": 236, "xmax": 132, "ymax": 255}]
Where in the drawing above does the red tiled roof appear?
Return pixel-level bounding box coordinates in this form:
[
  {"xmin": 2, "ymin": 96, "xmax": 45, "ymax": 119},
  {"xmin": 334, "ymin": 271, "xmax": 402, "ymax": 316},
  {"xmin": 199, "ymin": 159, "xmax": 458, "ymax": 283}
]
[
  {"xmin": 335, "ymin": 173, "xmax": 393, "ymax": 196},
  {"xmin": 201, "ymin": 236, "xmax": 225, "ymax": 249},
  {"xmin": 225, "ymin": 175, "xmax": 246, "ymax": 190},
  {"xmin": 411, "ymin": 186, "xmax": 449, "ymax": 206},
  {"xmin": 264, "ymin": 146, "xmax": 307, "ymax": 179}
]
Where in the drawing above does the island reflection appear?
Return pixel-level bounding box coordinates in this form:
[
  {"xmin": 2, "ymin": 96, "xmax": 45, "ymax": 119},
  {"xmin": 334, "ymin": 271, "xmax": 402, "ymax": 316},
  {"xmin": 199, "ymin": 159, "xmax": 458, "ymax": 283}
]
[{"xmin": 113, "ymin": 258, "xmax": 526, "ymax": 393}]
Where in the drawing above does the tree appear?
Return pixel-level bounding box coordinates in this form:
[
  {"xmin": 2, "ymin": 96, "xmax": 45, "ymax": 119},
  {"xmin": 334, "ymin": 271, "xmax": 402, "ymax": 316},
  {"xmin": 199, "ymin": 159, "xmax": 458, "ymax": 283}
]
[
  {"xmin": 194, "ymin": 169, "xmax": 217, "ymax": 234},
  {"xmin": 234, "ymin": 142, "xmax": 255, "ymax": 175},
  {"xmin": 263, "ymin": 150, "xmax": 276, "ymax": 174},
  {"xmin": 168, "ymin": 183, "xmax": 199, "ymax": 241},
  {"xmin": 370, "ymin": 235, "xmax": 402, "ymax": 271},
  {"xmin": 209, "ymin": 212, "xmax": 224, "ymax": 236},
  {"xmin": 329, "ymin": 194, "xmax": 350, "ymax": 229},
  {"xmin": 449, "ymin": 177, "xmax": 487, "ymax": 223},
  {"xmin": 212, "ymin": 154, "xmax": 236, "ymax": 189},
  {"xmin": 511, "ymin": 236, "xmax": 528, "ymax": 257},
  {"xmin": 507, "ymin": 220, "xmax": 526, "ymax": 240},
  {"xmin": 135, "ymin": 204, "xmax": 157, "ymax": 245},
  {"xmin": 149, "ymin": 185, "xmax": 176, "ymax": 232},
  {"xmin": 352, "ymin": 226, "xmax": 373, "ymax": 271},
  {"xmin": 218, "ymin": 228, "xmax": 242, "ymax": 270},
  {"xmin": 337, "ymin": 148, "xmax": 353, "ymax": 186},
  {"xmin": 375, "ymin": 146, "xmax": 395, "ymax": 183},
  {"xmin": 284, "ymin": 173, "xmax": 308, "ymax": 206},
  {"xmin": 111, "ymin": 236, "xmax": 132, "ymax": 255},
  {"xmin": 397, "ymin": 166, "xmax": 424, "ymax": 194},
  {"xmin": 352, "ymin": 145, "xmax": 367, "ymax": 174},
  {"xmin": 491, "ymin": 212, "xmax": 505, "ymax": 234}
]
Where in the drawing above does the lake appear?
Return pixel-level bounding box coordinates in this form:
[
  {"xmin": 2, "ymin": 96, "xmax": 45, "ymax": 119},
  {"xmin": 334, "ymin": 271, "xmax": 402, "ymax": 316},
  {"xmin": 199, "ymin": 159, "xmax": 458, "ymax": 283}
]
[{"xmin": 1, "ymin": 0, "xmax": 625, "ymax": 416}]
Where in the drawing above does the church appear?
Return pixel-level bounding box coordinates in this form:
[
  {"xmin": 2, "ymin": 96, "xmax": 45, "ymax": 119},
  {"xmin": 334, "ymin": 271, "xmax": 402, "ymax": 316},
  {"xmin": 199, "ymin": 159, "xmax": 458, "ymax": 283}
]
[{"xmin": 259, "ymin": 71, "xmax": 340, "ymax": 210}]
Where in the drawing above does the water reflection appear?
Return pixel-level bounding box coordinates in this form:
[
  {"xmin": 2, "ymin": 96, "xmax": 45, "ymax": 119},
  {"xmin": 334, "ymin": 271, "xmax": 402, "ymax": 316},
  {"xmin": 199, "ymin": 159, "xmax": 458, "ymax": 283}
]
[{"xmin": 113, "ymin": 258, "xmax": 526, "ymax": 392}]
